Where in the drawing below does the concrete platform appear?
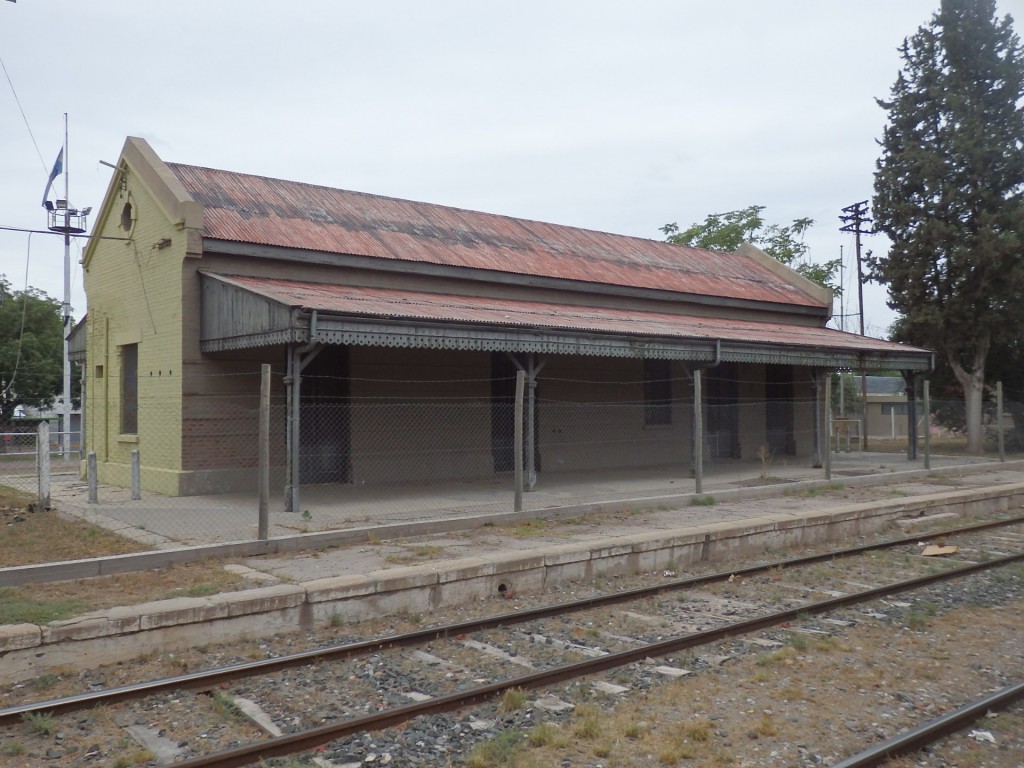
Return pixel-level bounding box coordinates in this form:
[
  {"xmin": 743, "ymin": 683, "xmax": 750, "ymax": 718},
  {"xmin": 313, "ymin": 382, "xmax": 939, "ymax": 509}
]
[
  {"xmin": 47, "ymin": 451, "xmax": 995, "ymax": 548},
  {"xmin": 2, "ymin": 457, "xmax": 1022, "ymax": 683}
]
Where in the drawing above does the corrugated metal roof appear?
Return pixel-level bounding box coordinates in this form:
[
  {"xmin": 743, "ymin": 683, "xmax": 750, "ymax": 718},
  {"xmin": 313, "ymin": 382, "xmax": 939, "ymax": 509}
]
[
  {"xmin": 212, "ymin": 274, "xmax": 917, "ymax": 355},
  {"xmin": 169, "ymin": 163, "xmax": 825, "ymax": 309}
]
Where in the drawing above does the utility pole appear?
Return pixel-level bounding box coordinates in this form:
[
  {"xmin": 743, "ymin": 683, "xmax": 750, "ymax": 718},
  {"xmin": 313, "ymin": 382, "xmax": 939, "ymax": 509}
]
[
  {"xmin": 839, "ymin": 200, "xmax": 872, "ymax": 451},
  {"xmin": 43, "ymin": 115, "xmax": 90, "ymax": 459}
]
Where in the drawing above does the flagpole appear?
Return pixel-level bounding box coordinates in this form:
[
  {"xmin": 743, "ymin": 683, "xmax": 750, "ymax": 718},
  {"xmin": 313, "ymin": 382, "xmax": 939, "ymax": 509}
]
[{"xmin": 61, "ymin": 113, "xmax": 72, "ymax": 460}]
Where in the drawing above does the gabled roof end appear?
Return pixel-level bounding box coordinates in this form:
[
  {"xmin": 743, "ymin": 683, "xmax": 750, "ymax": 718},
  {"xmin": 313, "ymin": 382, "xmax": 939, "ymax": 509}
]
[{"xmin": 735, "ymin": 243, "xmax": 833, "ymax": 316}]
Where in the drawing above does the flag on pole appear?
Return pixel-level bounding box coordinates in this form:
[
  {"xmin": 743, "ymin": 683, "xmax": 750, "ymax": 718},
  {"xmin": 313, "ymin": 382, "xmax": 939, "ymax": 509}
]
[{"xmin": 41, "ymin": 148, "xmax": 63, "ymax": 207}]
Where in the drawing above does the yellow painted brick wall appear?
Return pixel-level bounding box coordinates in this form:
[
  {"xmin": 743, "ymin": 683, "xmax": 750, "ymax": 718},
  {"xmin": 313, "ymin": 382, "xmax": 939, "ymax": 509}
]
[{"xmin": 82, "ymin": 170, "xmax": 185, "ymax": 494}]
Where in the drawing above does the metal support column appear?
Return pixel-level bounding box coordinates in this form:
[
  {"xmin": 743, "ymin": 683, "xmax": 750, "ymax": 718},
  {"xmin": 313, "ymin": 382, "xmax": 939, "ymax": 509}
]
[
  {"xmin": 508, "ymin": 353, "xmax": 545, "ymax": 491},
  {"xmin": 923, "ymin": 379, "xmax": 931, "ymax": 470},
  {"xmin": 258, "ymin": 363, "xmax": 271, "ymax": 539},
  {"xmin": 812, "ymin": 369, "xmax": 823, "ymax": 469},
  {"xmin": 823, "ymin": 373, "xmax": 832, "ymax": 480},
  {"xmin": 514, "ymin": 370, "xmax": 524, "ymax": 512},
  {"xmin": 693, "ymin": 368, "xmax": 703, "ymax": 495},
  {"xmin": 284, "ymin": 313, "xmax": 322, "ymax": 514},
  {"xmin": 905, "ymin": 372, "xmax": 918, "ymax": 461},
  {"xmin": 997, "ymin": 381, "xmax": 1005, "ymax": 462}
]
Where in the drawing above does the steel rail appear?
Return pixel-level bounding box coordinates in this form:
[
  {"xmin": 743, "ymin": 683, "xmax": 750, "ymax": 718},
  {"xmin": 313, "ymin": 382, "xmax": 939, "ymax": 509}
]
[
  {"xmin": 2, "ymin": 513, "xmax": 1021, "ymax": 724},
  {"xmin": 158, "ymin": 550, "xmax": 1024, "ymax": 767},
  {"xmin": 832, "ymin": 679, "xmax": 1024, "ymax": 768}
]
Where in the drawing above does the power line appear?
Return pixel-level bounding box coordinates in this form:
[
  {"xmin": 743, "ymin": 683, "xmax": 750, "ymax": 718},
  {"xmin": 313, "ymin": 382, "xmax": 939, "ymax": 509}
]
[{"xmin": 0, "ymin": 54, "xmax": 46, "ymax": 172}]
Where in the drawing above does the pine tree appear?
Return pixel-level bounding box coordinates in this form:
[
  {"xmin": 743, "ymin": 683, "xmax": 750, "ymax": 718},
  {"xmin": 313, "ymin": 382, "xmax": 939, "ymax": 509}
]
[{"xmin": 871, "ymin": 0, "xmax": 1024, "ymax": 454}]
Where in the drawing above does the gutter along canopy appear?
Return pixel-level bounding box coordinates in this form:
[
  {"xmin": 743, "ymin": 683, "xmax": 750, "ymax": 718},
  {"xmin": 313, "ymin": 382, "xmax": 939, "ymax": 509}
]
[{"xmin": 200, "ymin": 273, "xmax": 932, "ymax": 371}]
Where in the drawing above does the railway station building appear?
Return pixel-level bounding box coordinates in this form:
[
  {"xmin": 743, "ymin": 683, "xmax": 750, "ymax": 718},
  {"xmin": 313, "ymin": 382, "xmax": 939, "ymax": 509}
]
[{"xmin": 75, "ymin": 137, "xmax": 932, "ymax": 499}]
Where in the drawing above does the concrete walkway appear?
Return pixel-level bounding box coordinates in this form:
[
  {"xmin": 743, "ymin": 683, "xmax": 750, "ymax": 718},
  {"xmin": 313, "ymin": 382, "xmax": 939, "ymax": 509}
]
[{"xmin": 48, "ymin": 451, "xmax": 994, "ymax": 549}]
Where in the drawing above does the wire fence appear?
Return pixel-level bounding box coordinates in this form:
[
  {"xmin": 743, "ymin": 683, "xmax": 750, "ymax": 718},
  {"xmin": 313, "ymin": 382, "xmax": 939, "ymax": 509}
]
[{"xmin": 0, "ymin": 370, "xmax": 1015, "ymax": 555}]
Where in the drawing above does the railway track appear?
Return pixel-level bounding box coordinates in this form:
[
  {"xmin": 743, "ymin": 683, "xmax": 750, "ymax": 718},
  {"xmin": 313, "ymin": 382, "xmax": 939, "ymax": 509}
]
[{"xmin": 2, "ymin": 515, "xmax": 1023, "ymax": 767}]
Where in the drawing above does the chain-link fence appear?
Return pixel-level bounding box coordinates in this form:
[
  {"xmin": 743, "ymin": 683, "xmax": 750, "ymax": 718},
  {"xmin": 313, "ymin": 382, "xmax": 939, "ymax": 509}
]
[
  {"xmin": 835, "ymin": 377, "xmax": 1021, "ymax": 460},
  {"xmin": 0, "ymin": 424, "xmax": 80, "ymax": 505},
  {"xmin": 3, "ymin": 369, "xmax": 1008, "ymax": 556}
]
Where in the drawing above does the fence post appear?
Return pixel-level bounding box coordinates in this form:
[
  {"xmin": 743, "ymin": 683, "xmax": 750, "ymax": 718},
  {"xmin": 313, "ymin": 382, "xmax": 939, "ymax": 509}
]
[
  {"xmin": 513, "ymin": 370, "xmax": 524, "ymax": 512},
  {"xmin": 996, "ymin": 381, "xmax": 1005, "ymax": 462},
  {"xmin": 87, "ymin": 451, "xmax": 98, "ymax": 503},
  {"xmin": 36, "ymin": 421, "xmax": 50, "ymax": 510},
  {"xmin": 693, "ymin": 369, "xmax": 703, "ymax": 495},
  {"xmin": 131, "ymin": 449, "xmax": 141, "ymax": 500},
  {"xmin": 258, "ymin": 363, "xmax": 271, "ymax": 540},
  {"xmin": 923, "ymin": 380, "xmax": 931, "ymax": 471}
]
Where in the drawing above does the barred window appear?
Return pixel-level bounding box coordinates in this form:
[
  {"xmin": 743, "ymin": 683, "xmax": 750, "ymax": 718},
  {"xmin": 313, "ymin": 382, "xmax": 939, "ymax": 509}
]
[{"xmin": 121, "ymin": 343, "xmax": 138, "ymax": 434}]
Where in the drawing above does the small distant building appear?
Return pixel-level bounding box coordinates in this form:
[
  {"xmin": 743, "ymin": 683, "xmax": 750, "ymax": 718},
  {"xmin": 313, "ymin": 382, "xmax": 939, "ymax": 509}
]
[{"xmin": 864, "ymin": 375, "xmax": 911, "ymax": 439}]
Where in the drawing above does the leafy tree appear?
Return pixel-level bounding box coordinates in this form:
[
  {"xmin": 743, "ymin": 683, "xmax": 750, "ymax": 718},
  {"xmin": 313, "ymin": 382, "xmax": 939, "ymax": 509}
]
[
  {"xmin": 0, "ymin": 277, "xmax": 68, "ymax": 430},
  {"xmin": 660, "ymin": 205, "xmax": 841, "ymax": 294},
  {"xmin": 871, "ymin": 0, "xmax": 1024, "ymax": 454}
]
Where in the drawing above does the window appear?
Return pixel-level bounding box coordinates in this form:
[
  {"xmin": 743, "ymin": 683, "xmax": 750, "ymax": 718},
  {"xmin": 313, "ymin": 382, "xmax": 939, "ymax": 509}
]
[
  {"xmin": 643, "ymin": 359, "xmax": 672, "ymax": 426},
  {"xmin": 121, "ymin": 344, "xmax": 138, "ymax": 434},
  {"xmin": 120, "ymin": 202, "xmax": 134, "ymax": 232},
  {"xmin": 881, "ymin": 403, "xmax": 908, "ymax": 416}
]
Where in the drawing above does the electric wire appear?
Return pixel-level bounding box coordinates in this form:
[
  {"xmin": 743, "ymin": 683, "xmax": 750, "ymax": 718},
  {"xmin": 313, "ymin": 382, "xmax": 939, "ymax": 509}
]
[{"xmin": 0, "ymin": 53, "xmax": 46, "ymax": 172}]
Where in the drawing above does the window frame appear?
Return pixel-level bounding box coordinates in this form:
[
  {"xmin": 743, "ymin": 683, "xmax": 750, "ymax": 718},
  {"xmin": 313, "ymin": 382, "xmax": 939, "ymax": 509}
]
[{"xmin": 120, "ymin": 343, "xmax": 139, "ymax": 435}]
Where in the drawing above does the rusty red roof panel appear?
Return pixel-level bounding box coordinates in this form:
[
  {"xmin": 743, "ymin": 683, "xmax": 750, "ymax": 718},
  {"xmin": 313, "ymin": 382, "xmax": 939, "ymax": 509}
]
[
  {"xmin": 216, "ymin": 275, "xmax": 915, "ymax": 354},
  {"xmin": 169, "ymin": 163, "xmax": 825, "ymax": 309}
]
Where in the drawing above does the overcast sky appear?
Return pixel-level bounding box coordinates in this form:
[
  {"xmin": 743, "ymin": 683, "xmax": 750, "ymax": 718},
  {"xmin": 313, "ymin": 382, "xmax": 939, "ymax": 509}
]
[{"xmin": 3, "ymin": 0, "xmax": 1021, "ymax": 338}]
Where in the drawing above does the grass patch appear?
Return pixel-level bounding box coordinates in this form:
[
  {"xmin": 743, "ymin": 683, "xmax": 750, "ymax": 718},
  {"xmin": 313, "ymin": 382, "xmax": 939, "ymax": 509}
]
[
  {"xmin": 572, "ymin": 703, "xmax": 603, "ymax": 739},
  {"xmin": 755, "ymin": 646, "xmax": 797, "ymax": 667},
  {"xmin": 21, "ymin": 710, "xmax": 56, "ymax": 736},
  {"xmin": 906, "ymin": 601, "xmax": 939, "ymax": 630},
  {"xmin": 499, "ymin": 687, "xmax": 528, "ymax": 713},
  {"xmin": 507, "ymin": 519, "xmax": 554, "ymax": 537},
  {"xmin": 527, "ymin": 721, "xmax": 566, "ymax": 748},
  {"xmin": 623, "ymin": 720, "xmax": 648, "ymax": 739},
  {"xmin": 754, "ymin": 715, "xmax": 779, "ymax": 737},
  {"xmin": 0, "ymin": 563, "xmax": 249, "ymax": 625},
  {"xmin": 681, "ymin": 720, "xmax": 712, "ymax": 742},
  {"xmin": 0, "ymin": 740, "xmax": 24, "ymax": 757},
  {"xmin": 211, "ymin": 690, "xmax": 245, "ymax": 721},
  {"xmin": 786, "ymin": 632, "xmax": 809, "ymax": 651},
  {"xmin": 467, "ymin": 729, "xmax": 525, "ymax": 768},
  {"xmin": 0, "ymin": 588, "xmax": 86, "ymax": 624},
  {"xmin": 800, "ymin": 482, "xmax": 847, "ymax": 497},
  {"xmin": 111, "ymin": 749, "xmax": 156, "ymax": 768},
  {"xmin": 385, "ymin": 544, "xmax": 445, "ymax": 564},
  {"xmin": 0, "ymin": 503, "xmax": 143, "ymax": 566},
  {"xmin": 690, "ymin": 495, "xmax": 716, "ymax": 506}
]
